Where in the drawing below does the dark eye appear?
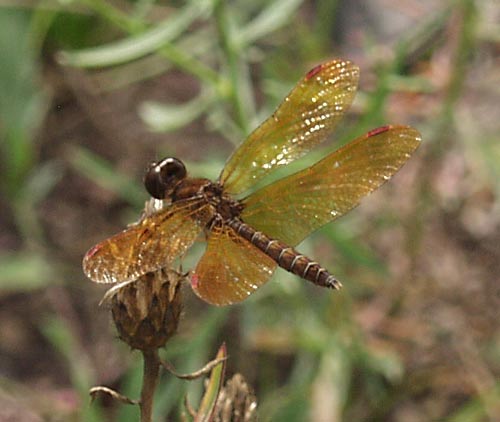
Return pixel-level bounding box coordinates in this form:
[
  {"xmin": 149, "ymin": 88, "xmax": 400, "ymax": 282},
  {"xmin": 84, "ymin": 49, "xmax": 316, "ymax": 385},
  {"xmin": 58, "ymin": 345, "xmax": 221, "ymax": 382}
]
[{"xmin": 144, "ymin": 157, "xmax": 187, "ymax": 199}]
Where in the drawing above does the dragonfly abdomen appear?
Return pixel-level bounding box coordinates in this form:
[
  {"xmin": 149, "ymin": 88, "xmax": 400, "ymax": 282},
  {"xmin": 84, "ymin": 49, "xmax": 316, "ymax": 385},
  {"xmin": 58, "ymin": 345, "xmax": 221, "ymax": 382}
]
[{"xmin": 228, "ymin": 219, "xmax": 342, "ymax": 290}]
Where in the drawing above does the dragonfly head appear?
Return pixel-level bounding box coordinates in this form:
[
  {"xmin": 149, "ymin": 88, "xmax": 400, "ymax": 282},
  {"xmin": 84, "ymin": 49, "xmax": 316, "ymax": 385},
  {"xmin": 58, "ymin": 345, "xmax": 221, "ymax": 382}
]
[{"xmin": 144, "ymin": 157, "xmax": 187, "ymax": 199}]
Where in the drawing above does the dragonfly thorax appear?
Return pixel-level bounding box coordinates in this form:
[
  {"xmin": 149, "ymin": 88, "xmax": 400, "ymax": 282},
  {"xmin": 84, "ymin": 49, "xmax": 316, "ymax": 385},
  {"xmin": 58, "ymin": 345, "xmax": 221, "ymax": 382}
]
[{"xmin": 203, "ymin": 182, "xmax": 243, "ymax": 222}]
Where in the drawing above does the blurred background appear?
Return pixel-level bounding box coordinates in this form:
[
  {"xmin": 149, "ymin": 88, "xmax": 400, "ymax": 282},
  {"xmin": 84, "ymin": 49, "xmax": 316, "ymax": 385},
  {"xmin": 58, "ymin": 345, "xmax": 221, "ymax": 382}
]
[{"xmin": 0, "ymin": 0, "xmax": 499, "ymax": 421}]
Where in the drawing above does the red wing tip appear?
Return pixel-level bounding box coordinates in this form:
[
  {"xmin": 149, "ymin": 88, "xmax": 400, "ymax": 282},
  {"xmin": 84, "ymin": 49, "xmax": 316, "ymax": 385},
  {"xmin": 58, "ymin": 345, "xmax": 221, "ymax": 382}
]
[
  {"xmin": 305, "ymin": 59, "xmax": 357, "ymax": 80},
  {"xmin": 367, "ymin": 125, "xmax": 392, "ymax": 137},
  {"xmin": 305, "ymin": 63, "xmax": 324, "ymax": 80},
  {"xmin": 190, "ymin": 272, "xmax": 199, "ymax": 289},
  {"xmin": 84, "ymin": 243, "xmax": 102, "ymax": 261}
]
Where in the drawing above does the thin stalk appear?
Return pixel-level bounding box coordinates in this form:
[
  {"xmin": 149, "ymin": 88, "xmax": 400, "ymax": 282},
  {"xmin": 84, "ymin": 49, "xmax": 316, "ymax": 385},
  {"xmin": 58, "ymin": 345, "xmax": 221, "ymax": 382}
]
[
  {"xmin": 439, "ymin": 0, "xmax": 477, "ymax": 128},
  {"xmin": 158, "ymin": 42, "xmax": 220, "ymax": 85},
  {"xmin": 214, "ymin": 0, "xmax": 252, "ymax": 134},
  {"xmin": 81, "ymin": 0, "xmax": 134, "ymax": 32},
  {"xmin": 140, "ymin": 350, "xmax": 161, "ymax": 422}
]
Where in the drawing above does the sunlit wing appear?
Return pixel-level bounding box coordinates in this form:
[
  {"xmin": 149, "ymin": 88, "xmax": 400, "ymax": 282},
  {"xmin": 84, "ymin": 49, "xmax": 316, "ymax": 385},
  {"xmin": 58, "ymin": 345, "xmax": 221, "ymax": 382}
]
[
  {"xmin": 191, "ymin": 224, "xmax": 277, "ymax": 306},
  {"xmin": 220, "ymin": 59, "xmax": 359, "ymax": 195},
  {"xmin": 241, "ymin": 125, "xmax": 421, "ymax": 245},
  {"xmin": 83, "ymin": 198, "xmax": 214, "ymax": 284}
]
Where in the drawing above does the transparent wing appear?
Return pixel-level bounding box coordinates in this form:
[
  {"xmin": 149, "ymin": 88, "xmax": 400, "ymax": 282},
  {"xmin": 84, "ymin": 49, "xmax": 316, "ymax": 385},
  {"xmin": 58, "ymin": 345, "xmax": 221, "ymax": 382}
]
[
  {"xmin": 220, "ymin": 59, "xmax": 359, "ymax": 195},
  {"xmin": 83, "ymin": 198, "xmax": 214, "ymax": 284},
  {"xmin": 191, "ymin": 224, "xmax": 276, "ymax": 306},
  {"xmin": 241, "ymin": 125, "xmax": 421, "ymax": 245}
]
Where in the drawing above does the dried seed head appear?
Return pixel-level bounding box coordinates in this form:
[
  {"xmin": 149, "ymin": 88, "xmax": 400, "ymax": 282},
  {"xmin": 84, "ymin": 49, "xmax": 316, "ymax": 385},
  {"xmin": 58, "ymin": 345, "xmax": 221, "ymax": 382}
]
[
  {"xmin": 213, "ymin": 374, "xmax": 257, "ymax": 422},
  {"xmin": 110, "ymin": 268, "xmax": 183, "ymax": 351}
]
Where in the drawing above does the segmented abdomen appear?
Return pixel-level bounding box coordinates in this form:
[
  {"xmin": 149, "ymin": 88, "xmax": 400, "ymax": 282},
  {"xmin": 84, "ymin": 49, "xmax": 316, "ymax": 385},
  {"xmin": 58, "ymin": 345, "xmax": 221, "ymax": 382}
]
[{"xmin": 227, "ymin": 219, "xmax": 341, "ymax": 290}]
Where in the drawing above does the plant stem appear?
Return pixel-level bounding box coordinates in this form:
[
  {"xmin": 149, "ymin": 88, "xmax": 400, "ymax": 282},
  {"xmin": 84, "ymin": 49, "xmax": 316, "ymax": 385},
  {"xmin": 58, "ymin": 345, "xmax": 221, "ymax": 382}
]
[
  {"xmin": 214, "ymin": 0, "xmax": 252, "ymax": 134},
  {"xmin": 81, "ymin": 0, "xmax": 134, "ymax": 32},
  {"xmin": 140, "ymin": 350, "xmax": 161, "ymax": 422}
]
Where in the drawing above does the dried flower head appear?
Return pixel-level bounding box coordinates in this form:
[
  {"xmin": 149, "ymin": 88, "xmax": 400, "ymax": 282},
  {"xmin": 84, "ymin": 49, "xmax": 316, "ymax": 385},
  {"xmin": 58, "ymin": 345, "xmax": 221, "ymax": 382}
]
[
  {"xmin": 108, "ymin": 268, "xmax": 184, "ymax": 351},
  {"xmin": 213, "ymin": 374, "xmax": 257, "ymax": 422}
]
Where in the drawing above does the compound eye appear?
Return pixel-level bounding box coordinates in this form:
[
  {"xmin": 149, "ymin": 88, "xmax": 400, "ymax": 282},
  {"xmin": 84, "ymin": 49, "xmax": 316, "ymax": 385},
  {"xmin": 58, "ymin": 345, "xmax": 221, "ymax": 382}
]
[{"xmin": 144, "ymin": 157, "xmax": 186, "ymax": 199}]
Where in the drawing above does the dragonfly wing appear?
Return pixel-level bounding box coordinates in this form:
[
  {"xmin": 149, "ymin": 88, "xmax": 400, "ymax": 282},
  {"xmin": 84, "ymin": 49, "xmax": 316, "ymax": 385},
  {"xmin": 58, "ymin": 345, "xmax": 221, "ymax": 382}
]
[
  {"xmin": 241, "ymin": 125, "xmax": 421, "ymax": 245},
  {"xmin": 83, "ymin": 198, "xmax": 214, "ymax": 284},
  {"xmin": 220, "ymin": 59, "xmax": 359, "ymax": 195},
  {"xmin": 192, "ymin": 224, "xmax": 276, "ymax": 306}
]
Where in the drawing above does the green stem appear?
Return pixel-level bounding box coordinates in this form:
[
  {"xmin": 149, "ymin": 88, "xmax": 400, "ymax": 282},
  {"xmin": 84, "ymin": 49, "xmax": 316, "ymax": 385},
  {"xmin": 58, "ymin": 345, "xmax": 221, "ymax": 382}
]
[
  {"xmin": 214, "ymin": 0, "xmax": 251, "ymax": 134},
  {"xmin": 439, "ymin": 0, "xmax": 477, "ymax": 127},
  {"xmin": 81, "ymin": 0, "xmax": 134, "ymax": 32},
  {"xmin": 158, "ymin": 43, "xmax": 220, "ymax": 85}
]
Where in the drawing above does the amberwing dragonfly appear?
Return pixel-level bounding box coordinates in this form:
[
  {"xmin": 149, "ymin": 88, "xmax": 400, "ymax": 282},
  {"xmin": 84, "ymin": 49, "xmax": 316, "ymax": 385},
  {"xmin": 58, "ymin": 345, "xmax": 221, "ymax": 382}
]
[{"xmin": 83, "ymin": 59, "xmax": 421, "ymax": 305}]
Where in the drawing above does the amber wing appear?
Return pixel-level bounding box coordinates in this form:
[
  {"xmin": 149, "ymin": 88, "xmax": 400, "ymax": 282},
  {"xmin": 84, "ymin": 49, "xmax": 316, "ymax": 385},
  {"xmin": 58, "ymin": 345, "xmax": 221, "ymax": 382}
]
[
  {"xmin": 83, "ymin": 198, "xmax": 213, "ymax": 284},
  {"xmin": 220, "ymin": 59, "xmax": 359, "ymax": 195},
  {"xmin": 241, "ymin": 125, "xmax": 421, "ymax": 245},
  {"xmin": 191, "ymin": 224, "xmax": 277, "ymax": 306}
]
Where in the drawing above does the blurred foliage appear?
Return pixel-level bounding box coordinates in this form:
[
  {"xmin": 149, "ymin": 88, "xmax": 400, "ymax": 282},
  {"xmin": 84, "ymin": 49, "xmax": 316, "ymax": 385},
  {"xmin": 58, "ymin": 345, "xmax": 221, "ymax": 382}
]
[
  {"xmin": 0, "ymin": 0, "xmax": 499, "ymax": 421},
  {"xmin": 0, "ymin": 9, "xmax": 45, "ymax": 197}
]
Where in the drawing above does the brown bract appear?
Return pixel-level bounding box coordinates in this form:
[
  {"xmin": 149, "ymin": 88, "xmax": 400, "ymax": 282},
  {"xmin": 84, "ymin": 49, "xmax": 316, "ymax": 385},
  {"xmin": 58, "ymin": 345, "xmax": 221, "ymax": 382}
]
[
  {"xmin": 110, "ymin": 268, "xmax": 183, "ymax": 350},
  {"xmin": 212, "ymin": 374, "xmax": 258, "ymax": 422}
]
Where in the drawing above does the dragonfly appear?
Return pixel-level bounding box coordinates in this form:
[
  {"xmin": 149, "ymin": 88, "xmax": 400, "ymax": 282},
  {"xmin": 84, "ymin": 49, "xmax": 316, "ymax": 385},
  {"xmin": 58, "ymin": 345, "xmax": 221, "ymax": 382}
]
[{"xmin": 83, "ymin": 59, "xmax": 421, "ymax": 306}]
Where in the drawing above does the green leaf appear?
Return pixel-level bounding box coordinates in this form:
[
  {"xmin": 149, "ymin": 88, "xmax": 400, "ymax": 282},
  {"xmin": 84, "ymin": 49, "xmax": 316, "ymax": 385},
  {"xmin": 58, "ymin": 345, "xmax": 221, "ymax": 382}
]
[
  {"xmin": 139, "ymin": 93, "xmax": 212, "ymax": 132},
  {"xmin": 0, "ymin": 9, "xmax": 48, "ymax": 196},
  {"xmin": 57, "ymin": 2, "xmax": 209, "ymax": 68},
  {"xmin": 235, "ymin": 0, "xmax": 303, "ymax": 47},
  {"xmin": 0, "ymin": 252, "xmax": 55, "ymax": 292},
  {"xmin": 194, "ymin": 343, "xmax": 226, "ymax": 422}
]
